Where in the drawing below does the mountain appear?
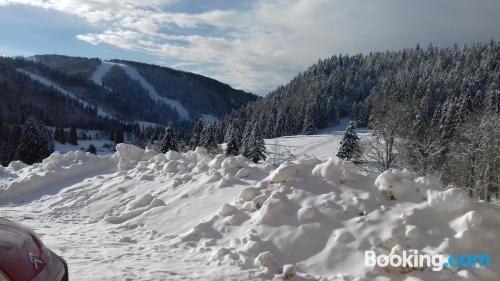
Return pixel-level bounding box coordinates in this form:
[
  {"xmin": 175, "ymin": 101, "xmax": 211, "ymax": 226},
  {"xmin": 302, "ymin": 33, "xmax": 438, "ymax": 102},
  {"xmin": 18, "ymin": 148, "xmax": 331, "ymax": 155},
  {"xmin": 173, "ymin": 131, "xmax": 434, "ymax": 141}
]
[
  {"xmin": 222, "ymin": 42, "xmax": 500, "ymax": 139},
  {"xmin": 0, "ymin": 54, "xmax": 257, "ymax": 127},
  {"xmin": 219, "ymin": 41, "xmax": 500, "ymax": 201}
]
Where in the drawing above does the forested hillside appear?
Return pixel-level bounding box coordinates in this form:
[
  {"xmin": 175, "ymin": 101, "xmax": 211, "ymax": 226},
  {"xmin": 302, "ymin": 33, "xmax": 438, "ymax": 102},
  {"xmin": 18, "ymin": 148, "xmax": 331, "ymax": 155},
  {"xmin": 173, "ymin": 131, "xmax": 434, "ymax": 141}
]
[
  {"xmin": 0, "ymin": 55, "xmax": 257, "ymax": 166},
  {"xmin": 221, "ymin": 41, "xmax": 500, "ymax": 200}
]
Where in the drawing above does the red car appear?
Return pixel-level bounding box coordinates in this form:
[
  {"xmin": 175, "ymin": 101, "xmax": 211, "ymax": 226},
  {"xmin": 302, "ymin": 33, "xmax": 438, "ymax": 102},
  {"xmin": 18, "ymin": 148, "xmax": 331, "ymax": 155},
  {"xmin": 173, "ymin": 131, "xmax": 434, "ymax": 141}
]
[{"xmin": 0, "ymin": 218, "xmax": 68, "ymax": 281}]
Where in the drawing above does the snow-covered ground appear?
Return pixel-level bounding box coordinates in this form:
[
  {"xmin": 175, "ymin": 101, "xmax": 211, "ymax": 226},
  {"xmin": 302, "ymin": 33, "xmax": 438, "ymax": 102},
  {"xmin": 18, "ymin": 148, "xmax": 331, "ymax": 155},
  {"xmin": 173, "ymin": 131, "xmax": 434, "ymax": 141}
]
[
  {"xmin": 265, "ymin": 119, "xmax": 372, "ymax": 162},
  {"xmin": 1, "ymin": 126, "xmax": 500, "ymax": 281}
]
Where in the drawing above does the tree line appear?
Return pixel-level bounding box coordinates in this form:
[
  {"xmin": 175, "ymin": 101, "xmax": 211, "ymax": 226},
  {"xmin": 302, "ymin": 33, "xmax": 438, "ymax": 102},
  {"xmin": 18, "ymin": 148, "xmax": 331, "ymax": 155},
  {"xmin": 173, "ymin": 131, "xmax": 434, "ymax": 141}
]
[{"xmin": 220, "ymin": 41, "xmax": 500, "ymax": 201}]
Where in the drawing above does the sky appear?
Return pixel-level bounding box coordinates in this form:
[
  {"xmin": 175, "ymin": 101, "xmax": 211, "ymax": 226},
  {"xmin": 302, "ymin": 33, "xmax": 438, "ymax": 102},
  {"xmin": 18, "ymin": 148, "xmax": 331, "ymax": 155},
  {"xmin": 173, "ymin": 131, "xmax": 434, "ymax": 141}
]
[{"xmin": 1, "ymin": 0, "xmax": 500, "ymax": 95}]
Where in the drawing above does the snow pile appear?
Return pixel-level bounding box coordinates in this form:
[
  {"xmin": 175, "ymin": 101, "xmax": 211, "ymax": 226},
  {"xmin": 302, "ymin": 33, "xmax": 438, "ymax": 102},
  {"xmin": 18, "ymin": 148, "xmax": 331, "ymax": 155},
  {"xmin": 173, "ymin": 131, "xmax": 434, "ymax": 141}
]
[{"xmin": 1, "ymin": 146, "xmax": 500, "ymax": 281}]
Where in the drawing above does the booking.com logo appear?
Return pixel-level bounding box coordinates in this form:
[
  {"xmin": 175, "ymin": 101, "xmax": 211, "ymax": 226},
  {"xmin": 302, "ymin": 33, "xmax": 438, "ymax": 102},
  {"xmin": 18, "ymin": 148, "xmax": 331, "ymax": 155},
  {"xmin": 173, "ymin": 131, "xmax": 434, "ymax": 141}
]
[{"xmin": 365, "ymin": 250, "xmax": 491, "ymax": 271}]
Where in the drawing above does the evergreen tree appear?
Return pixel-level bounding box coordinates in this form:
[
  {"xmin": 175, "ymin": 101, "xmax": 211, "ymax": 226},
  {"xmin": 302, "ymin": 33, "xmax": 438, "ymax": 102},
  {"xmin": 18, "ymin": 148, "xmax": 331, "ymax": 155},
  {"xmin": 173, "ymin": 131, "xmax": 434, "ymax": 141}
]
[
  {"xmin": 336, "ymin": 121, "xmax": 362, "ymax": 161},
  {"xmin": 189, "ymin": 120, "xmax": 204, "ymax": 150},
  {"xmin": 86, "ymin": 144, "xmax": 97, "ymax": 154},
  {"xmin": 1, "ymin": 125, "xmax": 22, "ymax": 166},
  {"xmin": 115, "ymin": 130, "xmax": 125, "ymax": 144},
  {"xmin": 16, "ymin": 116, "xmax": 54, "ymax": 165},
  {"xmin": 68, "ymin": 126, "xmax": 78, "ymax": 145},
  {"xmin": 200, "ymin": 125, "xmax": 220, "ymax": 154},
  {"xmin": 302, "ymin": 108, "xmax": 315, "ymax": 135},
  {"xmin": 53, "ymin": 127, "xmax": 66, "ymax": 144},
  {"xmin": 159, "ymin": 124, "xmax": 178, "ymax": 153},
  {"xmin": 225, "ymin": 124, "xmax": 240, "ymax": 157},
  {"xmin": 484, "ymin": 87, "xmax": 499, "ymax": 114},
  {"xmin": 243, "ymin": 124, "xmax": 267, "ymax": 163}
]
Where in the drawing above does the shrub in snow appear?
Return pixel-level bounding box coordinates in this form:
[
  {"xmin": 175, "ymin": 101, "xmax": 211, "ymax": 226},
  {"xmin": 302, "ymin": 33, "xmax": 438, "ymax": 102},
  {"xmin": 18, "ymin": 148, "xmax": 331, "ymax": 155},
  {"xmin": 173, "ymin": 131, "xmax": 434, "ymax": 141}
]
[
  {"xmin": 334, "ymin": 229, "xmax": 355, "ymax": 243},
  {"xmin": 266, "ymin": 162, "xmax": 299, "ymax": 183},
  {"xmin": 164, "ymin": 150, "xmax": 181, "ymax": 161},
  {"xmin": 282, "ymin": 264, "xmax": 297, "ymax": 280},
  {"xmin": 193, "ymin": 147, "xmax": 212, "ymax": 163},
  {"xmin": 427, "ymin": 188, "xmax": 472, "ymax": 214},
  {"xmin": 115, "ymin": 144, "xmax": 156, "ymax": 170},
  {"xmin": 312, "ymin": 157, "xmax": 358, "ymax": 184},
  {"xmin": 239, "ymin": 187, "xmax": 260, "ymax": 202},
  {"xmin": 256, "ymin": 192, "xmax": 287, "ymax": 225},
  {"xmin": 450, "ymin": 210, "xmax": 483, "ymax": 232},
  {"xmin": 164, "ymin": 160, "xmax": 180, "ymax": 173},
  {"xmin": 214, "ymin": 247, "xmax": 231, "ymax": 259},
  {"xmin": 252, "ymin": 194, "xmax": 268, "ymax": 210},
  {"xmin": 413, "ymin": 175, "xmax": 441, "ymax": 199},
  {"xmin": 374, "ymin": 169, "xmax": 415, "ymax": 200},
  {"xmin": 208, "ymin": 154, "xmax": 226, "ymax": 170},
  {"xmin": 7, "ymin": 160, "xmax": 28, "ymax": 171},
  {"xmin": 221, "ymin": 156, "xmax": 249, "ymax": 175},
  {"xmin": 254, "ymin": 251, "xmax": 276, "ymax": 268}
]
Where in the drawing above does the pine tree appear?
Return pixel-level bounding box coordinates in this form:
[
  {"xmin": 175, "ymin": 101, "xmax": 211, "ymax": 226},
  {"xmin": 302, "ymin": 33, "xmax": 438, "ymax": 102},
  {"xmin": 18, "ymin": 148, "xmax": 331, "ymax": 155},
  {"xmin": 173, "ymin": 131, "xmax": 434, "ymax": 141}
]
[
  {"xmin": 336, "ymin": 121, "xmax": 362, "ymax": 161},
  {"xmin": 59, "ymin": 128, "xmax": 66, "ymax": 144},
  {"xmin": 68, "ymin": 126, "xmax": 78, "ymax": 145},
  {"xmin": 225, "ymin": 124, "xmax": 240, "ymax": 157},
  {"xmin": 159, "ymin": 124, "xmax": 178, "ymax": 153},
  {"xmin": 200, "ymin": 125, "xmax": 220, "ymax": 154},
  {"xmin": 86, "ymin": 144, "xmax": 97, "ymax": 154},
  {"xmin": 16, "ymin": 116, "xmax": 54, "ymax": 165},
  {"xmin": 302, "ymin": 108, "xmax": 315, "ymax": 135},
  {"xmin": 484, "ymin": 87, "xmax": 499, "ymax": 114},
  {"xmin": 243, "ymin": 124, "xmax": 267, "ymax": 163},
  {"xmin": 115, "ymin": 130, "xmax": 124, "ymax": 144},
  {"xmin": 189, "ymin": 120, "xmax": 204, "ymax": 150}
]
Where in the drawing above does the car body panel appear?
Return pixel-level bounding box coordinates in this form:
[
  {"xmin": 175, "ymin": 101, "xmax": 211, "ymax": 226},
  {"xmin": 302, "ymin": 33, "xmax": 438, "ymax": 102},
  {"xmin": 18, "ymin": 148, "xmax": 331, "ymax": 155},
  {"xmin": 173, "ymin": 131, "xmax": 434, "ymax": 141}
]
[{"xmin": 0, "ymin": 218, "xmax": 67, "ymax": 281}]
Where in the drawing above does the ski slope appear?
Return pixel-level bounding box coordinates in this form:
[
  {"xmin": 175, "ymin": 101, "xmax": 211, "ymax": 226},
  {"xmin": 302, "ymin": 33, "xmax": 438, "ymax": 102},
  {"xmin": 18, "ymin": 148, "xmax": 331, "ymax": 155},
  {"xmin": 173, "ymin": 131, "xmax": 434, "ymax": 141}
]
[
  {"xmin": 18, "ymin": 69, "xmax": 112, "ymax": 118},
  {"xmin": 91, "ymin": 62, "xmax": 191, "ymax": 120},
  {"xmin": 1, "ymin": 136, "xmax": 500, "ymax": 280}
]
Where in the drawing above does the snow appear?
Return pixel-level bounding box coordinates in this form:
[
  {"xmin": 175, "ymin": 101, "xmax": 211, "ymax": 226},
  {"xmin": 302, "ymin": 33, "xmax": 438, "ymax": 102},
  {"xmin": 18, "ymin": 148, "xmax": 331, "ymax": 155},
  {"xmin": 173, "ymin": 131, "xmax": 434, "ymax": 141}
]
[
  {"xmin": 265, "ymin": 118, "xmax": 373, "ymax": 161},
  {"xmin": 90, "ymin": 61, "xmax": 191, "ymax": 120},
  {"xmin": 1, "ymin": 142, "xmax": 500, "ymax": 280}
]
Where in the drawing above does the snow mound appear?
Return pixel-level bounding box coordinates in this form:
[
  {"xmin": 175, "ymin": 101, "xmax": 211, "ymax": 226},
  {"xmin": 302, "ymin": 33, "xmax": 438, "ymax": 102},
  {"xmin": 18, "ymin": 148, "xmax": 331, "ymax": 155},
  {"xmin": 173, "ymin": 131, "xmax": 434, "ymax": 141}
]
[
  {"xmin": 2, "ymin": 145, "xmax": 500, "ymax": 281},
  {"xmin": 312, "ymin": 157, "xmax": 359, "ymax": 184},
  {"xmin": 427, "ymin": 187, "xmax": 473, "ymax": 214}
]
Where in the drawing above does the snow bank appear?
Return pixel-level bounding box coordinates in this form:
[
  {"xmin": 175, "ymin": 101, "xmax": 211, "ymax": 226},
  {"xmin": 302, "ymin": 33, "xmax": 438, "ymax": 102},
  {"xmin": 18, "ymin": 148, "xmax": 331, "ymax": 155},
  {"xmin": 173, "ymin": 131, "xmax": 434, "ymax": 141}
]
[
  {"xmin": 0, "ymin": 150, "xmax": 116, "ymax": 203},
  {"xmin": 2, "ymin": 145, "xmax": 500, "ymax": 281}
]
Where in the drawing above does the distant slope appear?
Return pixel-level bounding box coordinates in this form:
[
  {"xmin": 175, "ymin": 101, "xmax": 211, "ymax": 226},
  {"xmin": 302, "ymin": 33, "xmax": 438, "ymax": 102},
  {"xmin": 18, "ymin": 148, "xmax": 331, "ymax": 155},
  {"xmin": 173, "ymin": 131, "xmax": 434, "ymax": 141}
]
[
  {"xmin": 91, "ymin": 61, "xmax": 190, "ymax": 120},
  {"xmin": 112, "ymin": 59, "xmax": 258, "ymax": 120},
  {"xmin": 30, "ymin": 55, "xmax": 257, "ymax": 123}
]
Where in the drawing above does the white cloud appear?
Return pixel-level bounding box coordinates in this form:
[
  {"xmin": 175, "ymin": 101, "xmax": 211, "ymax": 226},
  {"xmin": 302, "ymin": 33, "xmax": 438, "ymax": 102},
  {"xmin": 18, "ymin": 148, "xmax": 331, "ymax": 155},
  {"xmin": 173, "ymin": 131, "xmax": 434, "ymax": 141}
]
[{"xmin": 2, "ymin": 0, "xmax": 500, "ymax": 94}]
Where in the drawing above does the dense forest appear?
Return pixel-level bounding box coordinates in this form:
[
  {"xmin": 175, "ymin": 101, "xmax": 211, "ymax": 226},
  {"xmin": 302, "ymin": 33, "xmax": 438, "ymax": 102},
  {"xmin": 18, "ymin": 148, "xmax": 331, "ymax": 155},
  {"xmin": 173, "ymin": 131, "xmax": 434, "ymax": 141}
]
[{"xmin": 219, "ymin": 41, "xmax": 500, "ymax": 200}]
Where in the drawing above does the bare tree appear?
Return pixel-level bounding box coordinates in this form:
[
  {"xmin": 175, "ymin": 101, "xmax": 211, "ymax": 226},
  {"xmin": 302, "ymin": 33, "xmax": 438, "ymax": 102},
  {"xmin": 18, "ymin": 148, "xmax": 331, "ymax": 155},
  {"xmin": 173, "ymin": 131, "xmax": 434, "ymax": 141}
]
[{"xmin": 363, "ymin": 95, "xmax": 410, "ymax": 171}]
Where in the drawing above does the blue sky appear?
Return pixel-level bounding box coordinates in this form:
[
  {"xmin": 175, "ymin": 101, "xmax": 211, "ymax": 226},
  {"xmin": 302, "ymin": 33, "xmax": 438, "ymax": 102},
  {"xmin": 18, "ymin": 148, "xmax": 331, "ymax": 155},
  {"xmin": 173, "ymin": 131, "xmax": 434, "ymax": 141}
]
[{"xmin": 1, "ymin": 0, "xmax": 500, "ymax": 95}]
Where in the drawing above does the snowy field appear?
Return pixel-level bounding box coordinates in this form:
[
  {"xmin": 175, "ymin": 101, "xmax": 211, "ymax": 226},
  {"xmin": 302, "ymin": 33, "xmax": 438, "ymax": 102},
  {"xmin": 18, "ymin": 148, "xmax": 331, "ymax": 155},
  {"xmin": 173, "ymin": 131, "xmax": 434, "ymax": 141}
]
[
  {"xmin": 265, "ymin": 119, "xmax": 372, "ymax": 162},
  {"xmin": 1, "ymin": 126, "xmax": 500, "ymax": 281}
]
